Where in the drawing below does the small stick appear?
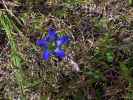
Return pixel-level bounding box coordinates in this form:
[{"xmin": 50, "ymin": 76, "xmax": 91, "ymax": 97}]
[{"xmin": 1, "ymin": 0, "xmax": 23, "ymax": 27}]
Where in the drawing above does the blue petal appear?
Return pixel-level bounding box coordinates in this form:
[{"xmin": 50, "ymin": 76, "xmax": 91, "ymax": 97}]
[
  {"xmin": 54, "ymin": 48, "xmax": 65, "ymax": 59},
  {"xmin": 36, "ymin": 39, "xmax": 48, "ymax": 48},
  {"xmin": 56, "ymin": 36, "xmax": 70, "ymax": 47},
  {"xmin": 43, "ymin": 50, "xmax": 52, "ymax": 60},
  {"xmin": 48, "ymin": 28, "xmax": 56, "ymax": 35},
  {"xmin": 48, "ymin": 28, "xmax": 58, "ymax": 41}
]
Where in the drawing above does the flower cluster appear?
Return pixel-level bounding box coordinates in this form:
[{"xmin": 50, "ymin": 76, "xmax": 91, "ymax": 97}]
[{"xmin": 36, "ymin": 28, "xmax": 70, "ymax": 61}]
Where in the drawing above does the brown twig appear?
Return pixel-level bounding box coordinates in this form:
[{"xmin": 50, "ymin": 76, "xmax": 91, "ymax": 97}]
[{"xmin": 1, "ymin": 0, "xmax": 23, "ymax": 27}]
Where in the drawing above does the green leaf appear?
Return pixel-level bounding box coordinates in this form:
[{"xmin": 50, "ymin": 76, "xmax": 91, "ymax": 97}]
[
  {"xmin": 12, "ymin": 54, "xmax": 22, "ymax": 67},
  {"xmin": 40, "ymin": 96, "xmax": 49, "ymax": 100},
  {"xmin": 128, "ymin": 0, "xmax": 133, "ymax": 6},
  {"xmin": 120, "ymin": 63, "xmax": 130, "ymax": 78},
  {"xmin": 106, "ymin": 51, "xmax": 113, "ymax": 62}
]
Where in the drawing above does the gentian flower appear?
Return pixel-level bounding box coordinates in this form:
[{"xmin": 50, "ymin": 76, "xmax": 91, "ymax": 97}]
[{"xmin": 36, "ymin": 27, "xmax": 70, "ymax": 61}]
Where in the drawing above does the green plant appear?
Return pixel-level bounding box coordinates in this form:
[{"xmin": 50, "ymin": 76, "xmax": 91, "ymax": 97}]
[{"xmin": 0, "ymin": 14, "xmax": 26, "ymax": 100}]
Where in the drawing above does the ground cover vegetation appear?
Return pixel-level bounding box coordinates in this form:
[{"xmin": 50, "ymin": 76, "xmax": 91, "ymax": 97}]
[{"xmin": 0, "ymin": 0, "xmax": 133, "ymax": 99}]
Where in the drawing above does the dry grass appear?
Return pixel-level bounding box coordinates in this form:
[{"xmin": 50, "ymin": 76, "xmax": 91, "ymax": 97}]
[{"xmin": 0, "ymin": 0, "xmax": 133, "ymax": 99}]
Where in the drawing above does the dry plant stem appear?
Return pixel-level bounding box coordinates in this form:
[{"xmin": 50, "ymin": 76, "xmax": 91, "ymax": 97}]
[
  {"xmin": 64, "ymin": 54, "xmax": 80, "ymax": 72},
  {"xmin": 1, "ymin": 0, "xmax": 23, "ymax": 27},
  {"xmin": 70, "ymin": 59, "xmax": 80, "ymax": 72},
  {"xmin": 55, "ymin": 16, "xmax": 75, "ymax": 40},
  {"xmin": 0, "ymin": 1, "xmax": 18, "ymax": 7}
]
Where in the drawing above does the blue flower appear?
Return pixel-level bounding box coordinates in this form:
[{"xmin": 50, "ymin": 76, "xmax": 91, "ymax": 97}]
[
  {"xmin": 43, "ymin": 49, "xmax": 52, "ymax": 61},
  {"xmin": 56, "ymin": 36, "xmax": 70, "ymax": 47},
  {"xmin": 36, "ymin": 27, "xmax": 70, "ymax": 60},
  {"xmin": 36, "ymin": 38, "xmax": 48, "ymax": 48},
  {"xmin": 54, "ymin": 47, "xmax": 65, "ymax": 58},
  {"xmin": 47, "ymin": 28, "xmax": 58, "ymax": 41}
]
